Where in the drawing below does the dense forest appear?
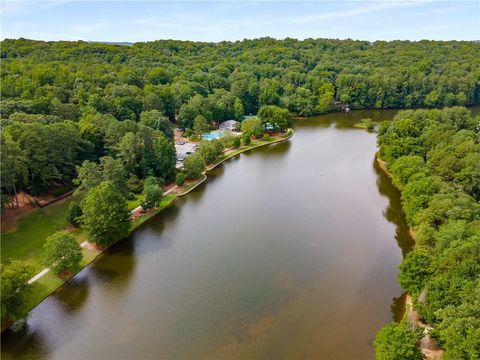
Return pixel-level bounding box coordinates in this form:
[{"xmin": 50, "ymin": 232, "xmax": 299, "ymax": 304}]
[
  {"xmin": 375, "ymin": 107, "xmax": 480, "ymax": 359},
  {"xmin": 1, "ymin": 38, "xmax": 480, "ymax": 199},
  {"xmin": 1, "ymin": 37, "xmax": 480, "ymax": 357}
]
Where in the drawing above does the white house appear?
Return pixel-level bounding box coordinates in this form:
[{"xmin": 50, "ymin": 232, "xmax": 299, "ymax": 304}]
[{"xmin": 219, "ymin": 120, "xmax": 240, "ymax": 131}]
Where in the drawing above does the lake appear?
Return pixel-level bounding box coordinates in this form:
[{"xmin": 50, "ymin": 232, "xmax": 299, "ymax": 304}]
[{"xmin": 2, "ymin": 108, "xmax": 442, "ymax": 359}]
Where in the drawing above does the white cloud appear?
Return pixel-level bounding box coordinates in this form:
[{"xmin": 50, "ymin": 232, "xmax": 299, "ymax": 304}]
[{"xmin": 291, "ymin": 0, "xmax": 434, "ymax": 24}]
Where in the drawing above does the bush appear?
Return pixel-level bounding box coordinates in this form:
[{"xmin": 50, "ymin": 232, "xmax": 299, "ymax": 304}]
[
  {"xmin": 183, "ymin": 153, "xmax": 205, "ymax": 180},
  {"xmin": 43, "ymin": 231, "xmax": 83, "ymax": 274},
  {"xmin": 263, "ymin": 133, "xmax": 270, "ymax": 141},
  {"xmin": 243, "ymin": 133, "xmax": 251, "ymax": 145},
  {"xmin": 176, "ymin": 172, "xmax": 186, "ymax": 186},
  {"xmin": 374, "ymin": 322, "xmax": 423, "ymax": 360},
  {"xmin": 183, "ymin": 128, "xmax": 194, "ymax": 138},
  {"xmin": 221, "ymin": 133, "xmax": 236, "ymax": 148},
  {"xmin": 360, "ymin": 118, "xmax": 375, "ymax": 131},
  {"xmin": 233, "ymin": 137, "xmax": 241, "ymax": 147},
  {"xmin": 66, "ymin": 201, "xmax": 83, "ymax": 226},
  {"xmin": 142, "ymin": 176, "xmax": 162, "ymax": 210},
  {"xmin": 127, "ymin": 174, "xmax": 143, "ymax": 193}
]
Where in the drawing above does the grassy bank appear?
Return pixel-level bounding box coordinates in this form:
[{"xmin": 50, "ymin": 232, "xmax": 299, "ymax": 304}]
[
  {"xmin": 207, "ymin": 129, "xmax": 294, "ymax": 171},
  {"xmin": 2, "ymin": 192, "xmax": 176, "ymax": 325},
  {"xmin": 1, "ymin": 198, "xmax": 74, "ymax": 272},
  {"xmin": 4, "ymin": 130, "xmax": 293, "ymax": 327},
  {"xmin": 1, "ymin": 193, "xmax": 145, "ymax": 272}
]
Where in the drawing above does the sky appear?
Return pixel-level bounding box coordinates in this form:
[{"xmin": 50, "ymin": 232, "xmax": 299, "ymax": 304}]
[{"xmin": 1, "ymin": 0, "xmax": 479, "ymax": 43}]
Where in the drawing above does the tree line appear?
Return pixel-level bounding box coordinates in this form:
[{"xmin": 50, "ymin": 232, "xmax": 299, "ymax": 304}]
[
  {"xmin": 1, "ymin": 37, "xmax": 479, "ymax": 200},
  {"xmin": 374, "ymin": 107, "xmax": 480, "ymax": 359}
]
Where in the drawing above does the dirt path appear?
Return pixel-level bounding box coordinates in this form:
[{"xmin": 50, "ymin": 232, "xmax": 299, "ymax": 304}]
[{"xmin": 405, "ymin": 294, "xmax": 444, "ymax": 360}]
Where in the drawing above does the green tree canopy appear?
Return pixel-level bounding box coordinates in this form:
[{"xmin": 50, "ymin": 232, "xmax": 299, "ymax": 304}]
[
  {"xmin": 82, "ymin": 181, "xmax": 130, "ymax": 246},
  {"xmin": 43, "ymin": 231, "xmax": 83, "ymax": 274}
]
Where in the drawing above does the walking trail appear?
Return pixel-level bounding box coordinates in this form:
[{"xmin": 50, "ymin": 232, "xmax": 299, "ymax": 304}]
[{"xmin": 26, "ymin": 186, "xmax": 178, "ymax": 285}]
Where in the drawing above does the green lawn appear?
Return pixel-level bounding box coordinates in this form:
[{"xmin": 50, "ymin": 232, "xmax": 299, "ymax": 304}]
[
  {"xmin": 9, "ymin": 193, "xmax": 176, "ymax": 320},
  {"xmin": 127, "ymin": 193, "xmax": 144, "ymax": 210},
  {"xmin": 22, "ymin": 246, "xmax": 101, "ymax": 317},
  {"xmin": 130, "ymin": 194, "xmax": 176, "ymax": 229},
  {"xmin": 1, "ymin": 199, "xmax": 74, "ymax": 271}
]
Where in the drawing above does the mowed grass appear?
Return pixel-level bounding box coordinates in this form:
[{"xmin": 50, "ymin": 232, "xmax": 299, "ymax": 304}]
[
  {"xmin": 1, "ymin": 193, "xmax": 145, "ymax": 273},
  {"xmin": 127, "ymin": 193, "xmax": 144, "ymax": 210},
  {"xmin": 1, "ymin": 199, "xmax": 73, "ymax": 271},
  {"xmin": 22, "ymin": 246, "xmax": 101, "ymax": 316},
  {"xmin": 130, "ymin": 193, "xmax": 176, "ymax": 229}
]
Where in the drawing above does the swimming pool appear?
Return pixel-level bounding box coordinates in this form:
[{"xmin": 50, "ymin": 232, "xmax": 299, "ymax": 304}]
[{"xmin": 202, "ymin": 130, "xmax": 225, "ymax": 140}]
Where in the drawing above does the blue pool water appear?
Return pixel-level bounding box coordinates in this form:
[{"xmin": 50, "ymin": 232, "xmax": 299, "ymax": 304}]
[{"xmin": 202, "ymin": 130, "xmax": 225, "ymax": 140}]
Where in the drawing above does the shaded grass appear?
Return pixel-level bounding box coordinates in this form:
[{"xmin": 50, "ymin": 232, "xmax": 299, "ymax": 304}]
[{"xmin": 1, "ymin": 198, "xmax": 73, "ymax": 271}]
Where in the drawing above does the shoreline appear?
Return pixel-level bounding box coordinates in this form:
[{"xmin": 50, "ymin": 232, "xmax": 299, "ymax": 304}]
[
  {"xmin": 374, "ymin": 155, "xmax": 442, "ymax": 359},
  {"xmin": 2, "ymin": 129, "xmax": 294, "ymax": 332}
]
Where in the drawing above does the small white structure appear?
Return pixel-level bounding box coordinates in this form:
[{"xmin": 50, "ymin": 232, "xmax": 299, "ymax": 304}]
[{"xmin": 219, "ymin": 120, "xmax": 240, "ymax": 131}]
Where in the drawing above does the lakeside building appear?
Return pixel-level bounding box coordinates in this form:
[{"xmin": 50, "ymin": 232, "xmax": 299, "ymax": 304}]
[{"xmin": 219, "ymin": 120, "xmax": 240, "ymax": 131}]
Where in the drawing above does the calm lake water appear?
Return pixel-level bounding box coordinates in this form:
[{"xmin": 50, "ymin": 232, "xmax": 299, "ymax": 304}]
[{"xmin": 6, "ymin": 107, "xmax": 475, "ymax": 359}]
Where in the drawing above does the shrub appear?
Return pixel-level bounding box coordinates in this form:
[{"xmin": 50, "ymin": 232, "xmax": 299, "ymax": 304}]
[
  {"xmin": 233, "ymin": 137, "xmax": 241, "ymax": 147},
  {"xmin": 176, "ymin": 172, "xmax": 186, "ymax": 186},
  {"xmin": 66, "ymin": 201, "xmax": 83, "ymax": 227},
  {"xmin": 243, "ymin": 133, "xmax": 251, "ymax": 145},
  {"xmin": 127, "ymin": 174, "xmax": 143, "ymax": 193},
  {"xmin": 142, "ymin": 176, "xmax": 162, "ymax": 210}
]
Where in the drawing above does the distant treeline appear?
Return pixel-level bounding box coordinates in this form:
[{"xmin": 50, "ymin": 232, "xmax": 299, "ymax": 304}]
[
  {"xmin": 375, "ymin": 107, "xmax": 480, "ymax": 359},
  {"xmin": 1, "ymin": 37, "xmax": 479, "ymax": 200}
]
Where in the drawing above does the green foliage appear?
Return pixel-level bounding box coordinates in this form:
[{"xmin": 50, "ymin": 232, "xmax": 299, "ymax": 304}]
[
  {"xmin": 66, "ymin": 201, "xmax": 83, "ymax": 226},
  {"xmin": 193, "ymin": 115, "xmax": 211, "ymax": 135},
  {"xmin": 1, "ymin": 260, "xmax": 33, "ymax": 323},
  {"xmin": 358, "ymin": 118, "xmax": 375, "ymax": 131},
  {"xmin": 127, "ymin": 174, "xmax": 143, "ymax": 193},
  {"xmin": 82, "ymin": 181, "xmax": 130, "ymax": 246},
  {"xmin": 389, "ymin": 156, "xmax": 427, "ymax": 190},
  {"xmin": 241, "ymin": 116, "xmax": 263, "ymax": 137},
  {"xmin": 1, "ymin": 38, "xmax": 479, "ymax": 200},
  {"xmin": 176, "ymin": 172, "xmax": 186, "ymax": 186},
  {"xmin": 378, "ymin": 107, "xmax": 480, "ymax": 358},
  {"xmin": 198, "ymin": 139, "xmax": 223, "ymax": 164},
  {"xmin": 373, "ymin": 322, "xmax": 424, "ymax": 360},
  {"xmin": 243, "ymin": 133, "xmax": 251, "ymax": 145},
  {"xmin": 257, "ymin": 105, "xmax": 292, "ymax": 131},
  {"xmin": 142, "ymin": 176, "xmax": 163, "ymax": 210},
  {"xmin": 140, "ymin": 110, "xmax": 174, "ymax": 139},
  {"xmin": 233, "ymin": 137, "xmax": 241, "ymax": 148},
  {"xmin": 42, "ymin": 231, "xmax": 83, "ymax": 274},
  {"xmin": 431, "ymin": 283, "xmax": 480, "ymax": 360},
  {"xmin": 183, "ymin": 153, "xmax": 205, "ymax": 180},
  {"xmin": 398, "ymin": 247, "xmax": 435, "ymax": 296}
]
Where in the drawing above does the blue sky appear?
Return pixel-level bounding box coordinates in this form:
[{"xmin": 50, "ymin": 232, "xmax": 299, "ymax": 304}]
[{"xmin": 1, "ymin": 1, "xmax": 479, "ymax": 42}]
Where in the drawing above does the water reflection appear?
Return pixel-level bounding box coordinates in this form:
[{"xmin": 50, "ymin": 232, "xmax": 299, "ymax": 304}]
[
  {"xmin": 1, "ymin": 108, "xmax": 424, "ymax": 359},
  {"xmin": 374, "ymin": 158, "xmax": 414, "ymax": 256}
]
